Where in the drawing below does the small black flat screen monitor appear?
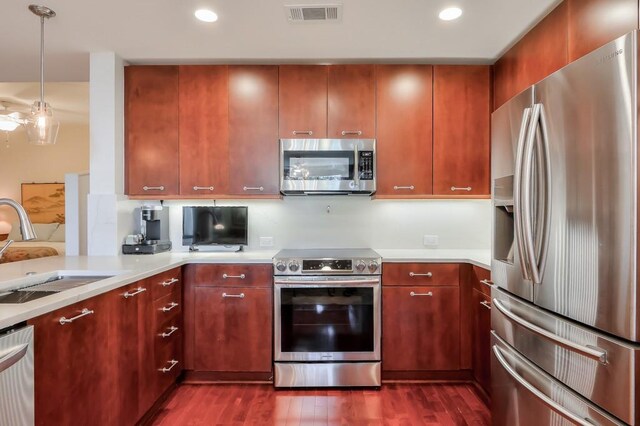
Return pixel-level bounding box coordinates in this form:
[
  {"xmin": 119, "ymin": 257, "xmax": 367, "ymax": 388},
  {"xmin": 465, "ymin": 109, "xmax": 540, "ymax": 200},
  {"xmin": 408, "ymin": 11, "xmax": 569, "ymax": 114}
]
[{"xmin": 182, "ymin": 206, "xmax": 248, "ymax": 246}]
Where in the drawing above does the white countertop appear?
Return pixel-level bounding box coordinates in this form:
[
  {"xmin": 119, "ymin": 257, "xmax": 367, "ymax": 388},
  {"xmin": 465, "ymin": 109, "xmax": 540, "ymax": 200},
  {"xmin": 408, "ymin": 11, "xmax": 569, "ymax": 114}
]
[{"xmin": 0, "ymin": 248, "xmax": 489, "ymax": 329}]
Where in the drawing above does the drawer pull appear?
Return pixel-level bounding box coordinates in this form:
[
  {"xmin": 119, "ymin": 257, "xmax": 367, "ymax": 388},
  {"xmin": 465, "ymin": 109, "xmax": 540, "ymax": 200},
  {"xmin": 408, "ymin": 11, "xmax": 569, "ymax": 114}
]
[
  {"xmin": 123, "ymin": 287, "xmax": 147, "ymax": 298},
  {"xmin": 159, "ymin": 359, "xmax": 179, "ymax": 373},
  {"xmin": 393, "ymin": 185, "xmax": 415, "ymax": 190},
  {"xmin": 480, "ymin": 279, "xmax": 494, "ymax": 287},
  {"xmin": 222, "ymin": 273, "xmax": 245, "ymax": 280},
  {"xmin": 222, "ymin": 292, "xmax": 245, "ymax": 299},
  {"xmin": 59, "ymin": 308, "xmax": 94, "ymax": 325},
  {"xmin": 243, "ymin": 186, "xmax": 264, "ymax": 192},
  {"xmin": 161, "ymin": 278, "xmax": 179, "ymax": 287},
  {"xmin": 161, "ymin": 302, "xmax": 179, "ymax": 312},
  {"xmin": 193, "ymin": 186, "xmax": 214, "ymax": 191},
  {"xmin": 480, "ymin": 301, "xmax": 492, "ymax": 310},
  {"xmin": 160, "ymin": 326, "xmax": 179, "ymax": 338},
  {"xmin": 142, "ymin": 186, "xmax": 165, "ymax": 191},
  {"xmin": 451, "ymin": 186, "xmax": 472, "ymax": 192},
  {"xmin": 409, "ymin": 272, "xmax": 432, "ymax": 278},
  {"xmin": 410, "ymin": 291, "xmax": 433, "ymax": 297},
  {"xmin": 341, "ymin": 130, "xmax": 362, "ymax": 136},
  {"xmin": 293, "ymin": 130, "xmax": 313, "ymax": 135}
]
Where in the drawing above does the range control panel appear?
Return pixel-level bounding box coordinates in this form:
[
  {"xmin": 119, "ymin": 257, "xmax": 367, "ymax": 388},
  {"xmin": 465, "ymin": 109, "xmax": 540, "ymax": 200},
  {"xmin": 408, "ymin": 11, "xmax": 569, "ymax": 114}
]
[{"xmin": 358, "ymin": 151, "xmax": 374, "ymax": 180}]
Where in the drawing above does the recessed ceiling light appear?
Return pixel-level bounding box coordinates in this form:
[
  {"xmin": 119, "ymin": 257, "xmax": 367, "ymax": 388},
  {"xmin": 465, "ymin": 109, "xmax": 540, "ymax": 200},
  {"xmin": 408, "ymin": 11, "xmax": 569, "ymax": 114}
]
[
  {"xmin": 439, "ymin": 7, "xmax": 462, "ymax": 21},
  {"xmin": 195, "ymin": 9, "xmax": 218, "ymax": 23}
]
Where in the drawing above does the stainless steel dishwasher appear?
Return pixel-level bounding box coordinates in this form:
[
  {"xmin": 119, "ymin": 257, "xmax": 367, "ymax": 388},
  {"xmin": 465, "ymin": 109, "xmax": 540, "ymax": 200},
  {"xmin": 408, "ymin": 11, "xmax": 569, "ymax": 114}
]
[{"xmin": 0, "ymin": 325, "xmax": 34, "ymax": 426}]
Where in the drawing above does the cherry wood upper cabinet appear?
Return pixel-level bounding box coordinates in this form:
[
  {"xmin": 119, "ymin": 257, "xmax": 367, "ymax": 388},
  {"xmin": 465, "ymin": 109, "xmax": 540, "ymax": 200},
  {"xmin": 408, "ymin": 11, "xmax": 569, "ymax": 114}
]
[
  {"xmin": 433, "ymin": 65, "xmax": 490, "ymax": 196},
  {"xmin": 125, "ymin": 66, "xmax": 180, "ymax": 196},
  {"xmin": 178, "ymin": 66, "xmax": 229, "ymax": 196},
  {"xmin": 493, "ymin": 2, "xmax": 568, "ymax": 109},
  {"xmin": 327, "ymin": 65, "xmax": 376, "ymax": 138},
  {"xmin": 279, "ymin": 65, "xmax": 328, "ymax": 138},
  {"xmin": 567, "ymin": 0, "xmax": 638, "ymax": 62},
  {"xmin": 228, "ymin": 66, "xmax": 280, "ymax": 195},
  {"xmin": 375, "ymin": 65, "xmax": 433, "ymax": 197}
]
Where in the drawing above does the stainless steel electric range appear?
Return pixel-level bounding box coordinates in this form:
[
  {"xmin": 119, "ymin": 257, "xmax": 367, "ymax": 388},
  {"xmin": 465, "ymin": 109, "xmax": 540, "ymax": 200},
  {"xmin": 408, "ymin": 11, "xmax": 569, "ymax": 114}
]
[{"xmin": 273, "ymin": 248, "xmax": 381, "ymax": 388}]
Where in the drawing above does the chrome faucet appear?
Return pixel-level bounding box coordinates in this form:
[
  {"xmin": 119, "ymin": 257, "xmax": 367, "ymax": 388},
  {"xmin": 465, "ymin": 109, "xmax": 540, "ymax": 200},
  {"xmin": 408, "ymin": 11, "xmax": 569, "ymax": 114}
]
[{"xmin": 0, "ymin": 198, "xmax": 37, "ymax": 259}]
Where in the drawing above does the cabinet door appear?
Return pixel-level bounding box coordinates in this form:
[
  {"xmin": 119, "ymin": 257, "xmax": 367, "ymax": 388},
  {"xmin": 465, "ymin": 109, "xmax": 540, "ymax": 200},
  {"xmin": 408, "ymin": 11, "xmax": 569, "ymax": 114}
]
[
  {"xmin": 179, "ymin": 66, "xmax": 229, "ymax": 196},
  {"xmin": 228, "ymin": 65, "xmax": 279, "ymax": 195},
  {"xmin": 327, "ymin": 65, "xmax": 375, "ymax": 138},
  {"xmin": 472, "ymin": 288, "xmax": 492, "ymax": 397},
  {"xmin": 376, "ymin": 65, "xmax": 433, "ymax": 197},
  {"xmin": 30, "ymin": 295, "xmax": 113, "ymax": 426},
  {"xmin": 279, "ymin": 65, "xmax": 328, "ymax": 138},
  {"xmin": 194, "ymin": 286, "xmax": 272, "ymax": 372},
  {"xmin": 382, "ymin": 286, "xmax": 460, "ymax": 371},
  {"xmin": 433, "ymin": 65, "xmax": 490, "ymax": 196},
  {"xmin": 125, "ymin": 66, "xmax": 179, "ymax": 196}
]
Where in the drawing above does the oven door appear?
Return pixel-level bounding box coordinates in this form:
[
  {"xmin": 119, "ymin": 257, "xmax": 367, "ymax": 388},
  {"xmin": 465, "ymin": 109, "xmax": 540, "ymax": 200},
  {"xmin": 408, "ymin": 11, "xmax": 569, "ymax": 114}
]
[{"xmin": 274, "ymin": 276, "xmax": 381, "ymax": 362}]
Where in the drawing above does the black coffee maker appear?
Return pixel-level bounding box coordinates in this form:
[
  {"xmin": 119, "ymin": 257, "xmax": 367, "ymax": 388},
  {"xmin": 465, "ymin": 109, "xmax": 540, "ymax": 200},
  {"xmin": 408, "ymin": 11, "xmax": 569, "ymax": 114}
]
[{"xmin": 122, "ymin": 205, "xmax": 172, "ymax": 254}]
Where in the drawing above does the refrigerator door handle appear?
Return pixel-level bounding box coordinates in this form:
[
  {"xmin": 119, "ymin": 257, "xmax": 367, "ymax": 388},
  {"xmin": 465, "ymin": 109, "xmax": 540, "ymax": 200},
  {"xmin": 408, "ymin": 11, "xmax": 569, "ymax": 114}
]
[
  {"xmin": 493, "ymin": 299, "xmax": 608, "ymax": 363},
  {"xmin": 536, "ymin": 104, "xmax": 552, "ymax": 281},
  {"xmin": 492, "ymin": 345, "xmax": 596, "ymax": 426},
  {"xmin": 513, "ymin": 107, "xmax": 532, "ymax": 280}
]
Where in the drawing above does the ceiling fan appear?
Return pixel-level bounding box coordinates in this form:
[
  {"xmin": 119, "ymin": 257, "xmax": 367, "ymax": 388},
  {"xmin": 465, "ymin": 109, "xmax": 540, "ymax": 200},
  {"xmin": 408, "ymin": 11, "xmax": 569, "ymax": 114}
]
[{"xmin": 0, "ymin": 101, "xmax": 29, "ymax": 132}]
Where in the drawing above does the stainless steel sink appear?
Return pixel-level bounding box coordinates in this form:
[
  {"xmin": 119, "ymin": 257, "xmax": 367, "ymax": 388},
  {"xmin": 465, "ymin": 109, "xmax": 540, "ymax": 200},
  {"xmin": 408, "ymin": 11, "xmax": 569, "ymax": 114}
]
[{"xmin": 0, "ymin": 274, "xmax": 116, "ymax": 304}]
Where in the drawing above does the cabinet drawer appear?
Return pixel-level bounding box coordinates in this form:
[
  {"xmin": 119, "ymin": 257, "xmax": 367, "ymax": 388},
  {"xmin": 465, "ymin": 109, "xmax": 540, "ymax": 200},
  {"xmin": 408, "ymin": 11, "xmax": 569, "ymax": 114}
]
[
  {"xmin": 148, "ymin": 268, "xmax": 182, "ymax": 300},
  {"xmin": 382, "ymin": 263, "xmax": 459, "ymax": 286},
  {"xmin": 187, "ymin": 264, "xmax": 272, "ymax": 287},
  {"xmin": 473, "ymin": 265, "xmax": 492, "ymax": 296},
  {"xmin": 154, "ymin": 293, "xmax": 182, "ymax": 328},
  {"xmin": 156, "ymin": 328, "xmax": 182, "ymax": 388}
]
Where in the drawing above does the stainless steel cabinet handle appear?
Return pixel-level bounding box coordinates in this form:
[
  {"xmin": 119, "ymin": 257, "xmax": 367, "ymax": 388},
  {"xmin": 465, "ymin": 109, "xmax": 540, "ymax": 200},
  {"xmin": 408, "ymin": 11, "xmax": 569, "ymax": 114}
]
[
  {"xmin": 159, "ymin": 359, "xmax": 179, "ymax": 373},
  {"xmin": 0, "ymin": 343, "xmax": 28, "ymax": 373},
  {"xmin": 142, "ymin": 186, "xmax": 165, "ymax": 191},
  {"xmin": 480, "ymin": 279, "xmax": 493, "ymax": 287},
  {"xmin": 480, "ymin": 301, "xmax": 492, "ymax": 310},
  {"xmin": 450, "ymin": 186, "xmax": 472, "ymax": 191},
  {"xmin": 59, "ymin": 308, "xmax": 94, "ymax": 325},
  {"xmin": 243, "ymin": 186, "xmax": 264, "ymax": 192},
  {"xmin": 193, "ymin": 186, "xmax": 214, "ymax": 191},
  {"xmin": 222, "ymin": 273, "xmax": 245, "ymax": 279},
  {"xmin": 409, "ymin": 272, "xmax": 432, "ymax": 277},
  {"xmin": 492, "ymin": 345, "xmax": 594, "ymax": 426},
  {"xmin": 161, "ymin": 302, "xmax": 179, "ymax": 312},
  {"xmin": 293, "ymin": 130, "xmax": 313, "ymax": 135},
  {"xmin": 222, "ymin": 292, "xmax": 245, "ymax": 298},
  {"xmin": 161, "ymin": 278, "xmax": 179, "ymax": 287},
  {"xmin": 410, "ymin": 291, "xmax": 433, "ymax": 297},
  {"xmin": 123, "ymin": 287, "xmax": 147, "ymax": 298},
  {"xmin": 393, "ymin": 185, "xmax": 415, "ymax": 190},
  {"xmin": 341, "ymin": 130, "xmax": 362, "ymax": 136},
  {"xmin": 493, "ymin": 299, "xmax": 607, "ymax": 363},
  {"xmin": 160, "ymin": 326, "xmax": 179, "ymax": 338}
]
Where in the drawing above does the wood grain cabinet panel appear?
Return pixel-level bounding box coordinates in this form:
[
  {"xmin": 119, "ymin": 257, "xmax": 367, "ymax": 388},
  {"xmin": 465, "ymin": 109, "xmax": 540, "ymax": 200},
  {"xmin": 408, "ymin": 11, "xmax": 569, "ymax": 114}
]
[
  {"xmin": 375, "ymin": 65, "xmax": 433, "ymax": 197},
  {"xmin": 472, "ymin": 288, "xmax": 492, "ymax": 399},
  {"xmin": 178, "ymin": 66, "xmax": 229, "ymax": 196},
  {"xmin": 184, "ymin": 263, "xmax": 273, "ymax": 287},
  {"xmin": 279, "ymin": 65, "xmax": 328, "ymax": 138},
  {"xmin": 228, "ymin": 65, "xmax": 280, "ymax": 195},
  {"xmin": 433, "ymin": 65, "xmax": 491, "ymax": 196},
  {"xmin": 125, "ymin": 66, "xmax": 180, "ymax": 196},
  {"xmin": 567, "ymin": 0, "xmax": 638, "ymax": 62},
  {"xmin": 382, "ymin": 286, "xmax": 461, "ymax": 371},
  {"xmin": 193, "ymin": 286, "xmax": 273, "ymax": 372},
  {"xmin": 327, "ymin": 65, "xmax": 376, "ymax": 138},
  {"xmin": 382, "ymin": 263, "xmax": 459, "ymax": 286}
]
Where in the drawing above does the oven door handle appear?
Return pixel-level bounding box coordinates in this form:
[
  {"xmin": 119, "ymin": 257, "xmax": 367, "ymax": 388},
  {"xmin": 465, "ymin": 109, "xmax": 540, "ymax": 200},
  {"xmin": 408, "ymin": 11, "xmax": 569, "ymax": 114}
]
[{"xmin": 274, "ymin": 279, "xmax": 380, "ymax": 286}]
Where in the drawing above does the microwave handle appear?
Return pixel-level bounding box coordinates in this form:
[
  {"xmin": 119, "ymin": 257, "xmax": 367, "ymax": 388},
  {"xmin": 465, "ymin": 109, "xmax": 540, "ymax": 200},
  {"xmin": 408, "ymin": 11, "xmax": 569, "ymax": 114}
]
[{"xmin": 354, "ymin": 145, "xmax": 360, "ymax": 186}]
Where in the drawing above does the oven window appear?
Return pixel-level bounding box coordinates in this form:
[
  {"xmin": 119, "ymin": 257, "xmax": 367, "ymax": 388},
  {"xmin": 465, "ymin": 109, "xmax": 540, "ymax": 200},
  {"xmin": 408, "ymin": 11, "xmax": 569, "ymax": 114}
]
[
  {"xmin": 283, "ymin": 151, "xmax": 354, "ymax": 180},
  {"xmin": 280, "ymin": 287, "xmax": 374, "ymax": 353}
]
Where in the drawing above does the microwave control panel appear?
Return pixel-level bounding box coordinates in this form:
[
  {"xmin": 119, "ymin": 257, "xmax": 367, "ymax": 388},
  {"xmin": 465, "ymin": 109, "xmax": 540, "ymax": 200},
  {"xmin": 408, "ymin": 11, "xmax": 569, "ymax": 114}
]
[{"xmin": 358, "ymin": 151, "xmax": 374, "ymax": 180}]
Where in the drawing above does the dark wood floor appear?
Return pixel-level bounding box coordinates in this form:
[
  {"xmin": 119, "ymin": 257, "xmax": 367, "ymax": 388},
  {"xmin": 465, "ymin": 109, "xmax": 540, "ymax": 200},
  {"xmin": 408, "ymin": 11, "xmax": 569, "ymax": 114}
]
[{"xmin": 150, "ymin": 383, "xmax": 490, "ymax": 425}]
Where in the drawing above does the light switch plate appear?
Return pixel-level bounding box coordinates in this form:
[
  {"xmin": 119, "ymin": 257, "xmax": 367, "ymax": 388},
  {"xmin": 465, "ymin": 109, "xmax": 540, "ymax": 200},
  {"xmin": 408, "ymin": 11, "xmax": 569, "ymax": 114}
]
[
  {"xmin": 259, "ymin": 237, "xmax": 274, "ymax": 247},
  {"xmin": 423, "ymin": 235, "xmax": 439, "ymax": 247}
]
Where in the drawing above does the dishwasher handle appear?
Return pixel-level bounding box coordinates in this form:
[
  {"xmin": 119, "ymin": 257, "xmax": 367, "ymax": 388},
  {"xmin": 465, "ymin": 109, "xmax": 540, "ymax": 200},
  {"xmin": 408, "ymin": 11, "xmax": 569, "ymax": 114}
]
[{"xmin": 0, "ymin": 343, "xmax": 28, "ymax": 374}]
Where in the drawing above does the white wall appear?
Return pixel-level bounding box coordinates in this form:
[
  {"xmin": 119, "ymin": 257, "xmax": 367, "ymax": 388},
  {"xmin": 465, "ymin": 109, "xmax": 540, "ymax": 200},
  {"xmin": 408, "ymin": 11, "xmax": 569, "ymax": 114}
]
[{"xmin": 0, "ymin": 123, "xmax": 89, "ymax": 224}]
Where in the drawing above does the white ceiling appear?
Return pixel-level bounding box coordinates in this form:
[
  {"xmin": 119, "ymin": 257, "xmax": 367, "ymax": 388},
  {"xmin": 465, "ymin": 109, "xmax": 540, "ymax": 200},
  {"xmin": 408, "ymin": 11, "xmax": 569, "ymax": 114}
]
[{"xmin": 0, "ymin": 0, "xmax": 561, "ymax": 82}]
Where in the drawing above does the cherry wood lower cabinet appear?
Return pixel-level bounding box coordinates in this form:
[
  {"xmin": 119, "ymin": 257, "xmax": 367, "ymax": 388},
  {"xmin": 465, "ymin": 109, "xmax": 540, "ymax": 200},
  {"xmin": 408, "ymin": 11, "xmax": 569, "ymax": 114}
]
[{"xmin": 472, "ymin": 288, "xmax": 492, "ymax": 398}]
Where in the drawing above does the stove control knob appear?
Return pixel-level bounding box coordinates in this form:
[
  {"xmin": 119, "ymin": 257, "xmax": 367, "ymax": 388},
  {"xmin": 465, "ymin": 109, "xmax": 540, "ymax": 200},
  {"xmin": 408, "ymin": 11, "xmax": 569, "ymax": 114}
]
[
  {"xmin": 355, "ymin": 261, "xmax": 366, "ymax": 272},
  {"xmin": 288, "ymin": 260, "xmax": 300, "ymax": 272},
  {"xmin": 368, "ymin": 261, "xmax": 379, "ymax": 273},
  {"xmin": 275, "ymin": 261, "xmax": 287, "ymax": 272}
]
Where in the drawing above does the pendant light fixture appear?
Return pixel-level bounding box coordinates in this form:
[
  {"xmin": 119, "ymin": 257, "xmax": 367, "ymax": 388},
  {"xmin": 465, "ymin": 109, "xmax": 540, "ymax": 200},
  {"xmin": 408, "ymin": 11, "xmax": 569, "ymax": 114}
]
[{"xmin": 26, "ymin": 5, "xmax": 59, "ymax": 145}]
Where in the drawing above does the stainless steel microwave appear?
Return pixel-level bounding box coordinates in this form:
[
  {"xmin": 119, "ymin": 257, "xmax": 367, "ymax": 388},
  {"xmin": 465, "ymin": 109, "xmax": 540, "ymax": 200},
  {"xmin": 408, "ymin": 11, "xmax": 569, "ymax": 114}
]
[{"xmin": 279, "ymin": 139, "xmax": 376, "ymax": 195}]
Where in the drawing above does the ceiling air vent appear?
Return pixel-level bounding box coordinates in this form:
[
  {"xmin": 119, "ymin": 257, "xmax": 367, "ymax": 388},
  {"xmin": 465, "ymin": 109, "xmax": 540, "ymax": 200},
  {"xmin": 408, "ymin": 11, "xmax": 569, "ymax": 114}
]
[{"xmin": 285, "ymin": 4, "xmax": 342, "ymax": 22}]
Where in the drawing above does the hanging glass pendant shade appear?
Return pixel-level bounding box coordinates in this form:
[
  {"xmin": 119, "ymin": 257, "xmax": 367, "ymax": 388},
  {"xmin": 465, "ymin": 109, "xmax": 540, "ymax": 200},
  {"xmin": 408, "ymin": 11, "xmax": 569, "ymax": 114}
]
[{"xmin": 26, "ymin": 5, "xmax": 59, "ymax": 145}]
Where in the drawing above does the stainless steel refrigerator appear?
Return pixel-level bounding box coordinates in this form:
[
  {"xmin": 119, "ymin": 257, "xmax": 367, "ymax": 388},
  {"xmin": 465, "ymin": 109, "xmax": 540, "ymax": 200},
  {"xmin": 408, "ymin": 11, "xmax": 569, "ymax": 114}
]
[{"xmin": 491, "ymin": 31, "xmax": 640, "ymax": 425}]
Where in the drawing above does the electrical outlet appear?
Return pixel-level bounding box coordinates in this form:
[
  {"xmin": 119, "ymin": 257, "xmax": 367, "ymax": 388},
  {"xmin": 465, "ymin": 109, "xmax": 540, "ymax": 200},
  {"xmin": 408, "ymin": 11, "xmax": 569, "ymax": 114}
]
[
  {"xmin": 259, "ymin": 237, "xmax": 274, "ymax": 247},
  {"xmin": 423, "ymin": 235, "xmax": 439, "ymax": 247}
]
